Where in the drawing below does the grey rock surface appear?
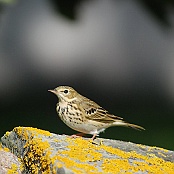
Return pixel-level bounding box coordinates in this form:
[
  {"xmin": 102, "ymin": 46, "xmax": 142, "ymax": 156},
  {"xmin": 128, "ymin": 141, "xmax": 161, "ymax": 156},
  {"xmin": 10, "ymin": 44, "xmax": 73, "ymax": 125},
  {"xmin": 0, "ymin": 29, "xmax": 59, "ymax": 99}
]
[
  {"xmin": 0, "ymin": 148, "xmax": 22, "ymax": 174},
  {"xmin": 1, "ymin": 127, "xmax": 174, "ymax": 174}
]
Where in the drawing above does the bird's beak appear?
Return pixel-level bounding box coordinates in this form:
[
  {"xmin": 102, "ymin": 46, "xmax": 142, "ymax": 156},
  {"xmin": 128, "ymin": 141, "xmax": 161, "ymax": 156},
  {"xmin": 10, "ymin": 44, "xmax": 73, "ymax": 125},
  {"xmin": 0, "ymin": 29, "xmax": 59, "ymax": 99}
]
[{"xmin": 48, "ymin": 89, "xmax": 57, "ymax": 94}]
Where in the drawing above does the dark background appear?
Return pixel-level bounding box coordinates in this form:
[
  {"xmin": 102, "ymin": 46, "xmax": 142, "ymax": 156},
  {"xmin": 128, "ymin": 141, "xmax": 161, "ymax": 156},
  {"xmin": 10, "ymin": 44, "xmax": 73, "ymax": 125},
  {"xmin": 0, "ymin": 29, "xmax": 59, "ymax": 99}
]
[{"xmin": 0, "ymin": 0, "xmax": 174, "ymax": 150}]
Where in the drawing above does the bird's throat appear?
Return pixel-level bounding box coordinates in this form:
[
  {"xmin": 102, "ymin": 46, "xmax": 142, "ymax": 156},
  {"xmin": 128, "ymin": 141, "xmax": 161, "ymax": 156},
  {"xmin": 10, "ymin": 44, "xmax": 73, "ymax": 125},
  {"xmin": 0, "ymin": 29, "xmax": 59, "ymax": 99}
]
[{"xmin": 58, "ymin": 100, "xmax": 68, "ymax": 108}]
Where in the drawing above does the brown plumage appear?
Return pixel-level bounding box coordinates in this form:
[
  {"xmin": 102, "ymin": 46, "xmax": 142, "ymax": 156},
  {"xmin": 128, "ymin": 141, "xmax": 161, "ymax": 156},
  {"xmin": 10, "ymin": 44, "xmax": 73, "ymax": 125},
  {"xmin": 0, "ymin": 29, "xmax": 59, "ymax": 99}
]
[{"xmin": 49, "ymin": 86, "xmax": 145, "ymax": 140}]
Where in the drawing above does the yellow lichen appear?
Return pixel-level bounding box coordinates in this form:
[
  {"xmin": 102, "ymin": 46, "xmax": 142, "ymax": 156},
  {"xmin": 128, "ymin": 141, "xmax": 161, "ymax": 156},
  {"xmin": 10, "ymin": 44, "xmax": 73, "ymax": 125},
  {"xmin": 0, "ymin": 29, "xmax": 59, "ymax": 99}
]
[
  {"xmin": 3, "ymin": 127, "xmax": 174, "ymax": 174},
  {"xmin": 5, "ymin": 131, "xmax": 10, "ymax": 137},
  {"xmin": 7, "ymin": 164, "xmax": 17, "ymax": 174},
  {"xmin": 62, "ymin": 137, "xmax": 102, "ymax": 162},
  {"xmin": 13, "ymin": 126, "xmax": 51, "ymax": 139},
  {"xmin": 2, "ymin": 147, "xmax": 10, "ymax": 152},
  {"xmin": 0, "ymin": 143, "xmax": 24, "ymax": 173},
  {"xmin": 12, "ymin": 127, "xmax": 54, "ymax": 173},
  {"xmin": 7, "ymin": 164, "xmax": 19, "ymax": 174},
  {"xmin": 23, "ymin": 138, "xmax": 52, "ymax": 173},
  {"xmin": 148, "ymin": 146, "xmax": 169, "ymax": 153},
  {"xmin": 57, "ymin": 137, "xmax": 174, "ymax": 174},
  {"xmin": 57, "ymin": 155, "xmax": 100, "ymax": 174}
]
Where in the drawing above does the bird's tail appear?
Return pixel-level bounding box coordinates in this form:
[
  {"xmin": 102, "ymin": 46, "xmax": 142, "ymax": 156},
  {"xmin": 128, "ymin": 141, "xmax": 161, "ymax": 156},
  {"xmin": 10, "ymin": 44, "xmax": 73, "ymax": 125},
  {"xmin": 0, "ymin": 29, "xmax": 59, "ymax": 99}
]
[{"xmin": 113, "ymin": 120, "xmax": 145, "ymax": 130}]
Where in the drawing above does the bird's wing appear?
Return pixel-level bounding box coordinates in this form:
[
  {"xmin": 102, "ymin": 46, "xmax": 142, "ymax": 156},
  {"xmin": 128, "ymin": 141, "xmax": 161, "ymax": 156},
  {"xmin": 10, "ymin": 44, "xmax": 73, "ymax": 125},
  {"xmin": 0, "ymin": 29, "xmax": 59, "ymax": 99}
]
[{"xmin": 79, "ymin": 99, "xmax": 123, "ymax": 123}]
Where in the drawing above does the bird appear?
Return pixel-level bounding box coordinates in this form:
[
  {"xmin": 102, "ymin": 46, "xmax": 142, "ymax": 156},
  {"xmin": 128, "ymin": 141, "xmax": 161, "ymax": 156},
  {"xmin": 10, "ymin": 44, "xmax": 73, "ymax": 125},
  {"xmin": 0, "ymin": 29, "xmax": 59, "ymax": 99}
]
[{"xmin": 48, "ymin": 86, "xmax": 145, "ymax": 140}]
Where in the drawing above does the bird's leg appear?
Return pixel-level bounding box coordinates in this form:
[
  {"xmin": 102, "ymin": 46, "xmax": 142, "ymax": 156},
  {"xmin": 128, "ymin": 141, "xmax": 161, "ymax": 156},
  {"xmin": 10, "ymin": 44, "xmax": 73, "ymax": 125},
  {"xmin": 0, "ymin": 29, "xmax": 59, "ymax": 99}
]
[
  {"xmin": 70, "ymin": 132, "xmax": 86, "ymax": 138},
  {"xmin": 90, "ymin": 134, "xmax": 102, "ymax": 145},
  {"xmin": 91, "ymin": 133, "xmax": 97, "ymax": 140},
  {"xmin": 90, "ymin": 134, "xmax": 104, "ymax": 146}
]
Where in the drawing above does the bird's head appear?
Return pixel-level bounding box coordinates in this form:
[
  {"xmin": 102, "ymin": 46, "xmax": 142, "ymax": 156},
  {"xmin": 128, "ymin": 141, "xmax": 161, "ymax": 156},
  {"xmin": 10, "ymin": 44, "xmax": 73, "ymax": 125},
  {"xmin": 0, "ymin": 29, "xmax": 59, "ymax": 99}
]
[{"xmin": 48, "ymin": 86, "xmax": 78, "ymax": 102}]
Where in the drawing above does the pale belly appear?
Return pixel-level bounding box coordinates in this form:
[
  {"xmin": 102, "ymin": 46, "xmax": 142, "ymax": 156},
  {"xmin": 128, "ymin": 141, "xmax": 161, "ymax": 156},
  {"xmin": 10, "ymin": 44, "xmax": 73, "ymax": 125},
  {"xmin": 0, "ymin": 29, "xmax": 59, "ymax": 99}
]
[{"xmin": 56, "ymin": 104, "xmax": 106, "ymax": 135}]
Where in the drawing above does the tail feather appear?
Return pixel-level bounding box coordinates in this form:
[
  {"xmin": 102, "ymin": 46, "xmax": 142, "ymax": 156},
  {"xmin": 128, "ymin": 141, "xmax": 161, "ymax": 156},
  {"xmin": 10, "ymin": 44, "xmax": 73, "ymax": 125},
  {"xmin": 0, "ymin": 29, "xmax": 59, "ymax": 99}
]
[
  {"xmin": 113, "ymin": 120, "xmax": 145, "ymax": 131},
  {"xmin": 126, "ymin": 123, "xmax": 145, "ymax": 130}
]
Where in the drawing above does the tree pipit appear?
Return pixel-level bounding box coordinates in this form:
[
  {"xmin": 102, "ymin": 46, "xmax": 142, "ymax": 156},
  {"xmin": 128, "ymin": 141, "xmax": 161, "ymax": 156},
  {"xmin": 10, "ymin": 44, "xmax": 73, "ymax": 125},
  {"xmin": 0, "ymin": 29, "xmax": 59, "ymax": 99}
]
[{"xmin": 48, "ymin": 86, "xmax": 144, "ymax": 140}]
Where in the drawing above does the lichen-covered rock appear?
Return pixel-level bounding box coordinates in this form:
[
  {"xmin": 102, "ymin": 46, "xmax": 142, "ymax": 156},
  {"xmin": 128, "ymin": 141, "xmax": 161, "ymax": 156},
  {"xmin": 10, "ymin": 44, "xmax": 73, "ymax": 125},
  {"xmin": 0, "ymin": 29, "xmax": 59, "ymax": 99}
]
[
  {"xmin": 1, "ymin": 127, "xmax": 174, "ymax": 173},
  {"xmin": 0, "ymin": 146, "xmax": 23, "ymax": 173}
]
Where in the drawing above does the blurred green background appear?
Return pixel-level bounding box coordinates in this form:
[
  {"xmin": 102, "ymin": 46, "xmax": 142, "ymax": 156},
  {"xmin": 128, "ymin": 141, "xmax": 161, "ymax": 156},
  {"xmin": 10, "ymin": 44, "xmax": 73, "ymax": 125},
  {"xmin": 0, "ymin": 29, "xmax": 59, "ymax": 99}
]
[{"xmin": 0, "ymin": 0, "xmax": 174, "ymax": 151}]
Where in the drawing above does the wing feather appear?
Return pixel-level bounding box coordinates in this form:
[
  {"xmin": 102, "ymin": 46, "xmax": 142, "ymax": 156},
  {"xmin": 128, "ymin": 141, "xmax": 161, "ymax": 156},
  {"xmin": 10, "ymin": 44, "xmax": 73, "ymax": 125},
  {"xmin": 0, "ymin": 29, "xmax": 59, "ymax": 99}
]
[{"xmin": 78, "ymin": 98, "xmax": 122, "ymax": 123}]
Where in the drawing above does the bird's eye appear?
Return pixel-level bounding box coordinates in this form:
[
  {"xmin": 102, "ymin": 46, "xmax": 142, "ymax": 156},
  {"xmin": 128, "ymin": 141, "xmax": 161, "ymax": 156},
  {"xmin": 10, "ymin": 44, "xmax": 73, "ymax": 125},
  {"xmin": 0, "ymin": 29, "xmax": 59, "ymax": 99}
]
[{"xmin": 64, "ymin": 90, "xmax": 68, "ymax": 94}]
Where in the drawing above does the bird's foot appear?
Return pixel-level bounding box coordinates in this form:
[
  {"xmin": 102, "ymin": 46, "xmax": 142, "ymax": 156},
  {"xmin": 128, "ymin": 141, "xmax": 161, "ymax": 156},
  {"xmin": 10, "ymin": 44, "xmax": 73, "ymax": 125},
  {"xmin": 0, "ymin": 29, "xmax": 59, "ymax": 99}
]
[
  {"xmin": 70, "ymin": 133, "xmax": 86, "ymax": 138},
  {"xmin": 90, "ymin": 134, "xmax": 104, "ymax": 145}
]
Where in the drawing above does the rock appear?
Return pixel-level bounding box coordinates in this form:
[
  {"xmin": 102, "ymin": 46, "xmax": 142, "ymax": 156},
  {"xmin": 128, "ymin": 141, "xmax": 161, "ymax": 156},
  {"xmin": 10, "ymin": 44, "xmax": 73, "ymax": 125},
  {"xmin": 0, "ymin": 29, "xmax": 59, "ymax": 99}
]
[
  {"xmin": 0, "ymin": 146, "xmax": 23, "ymax": 173},
  {"xmin": 1, "ymin": 127, "xmax": 174, "ymax": 173}
]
